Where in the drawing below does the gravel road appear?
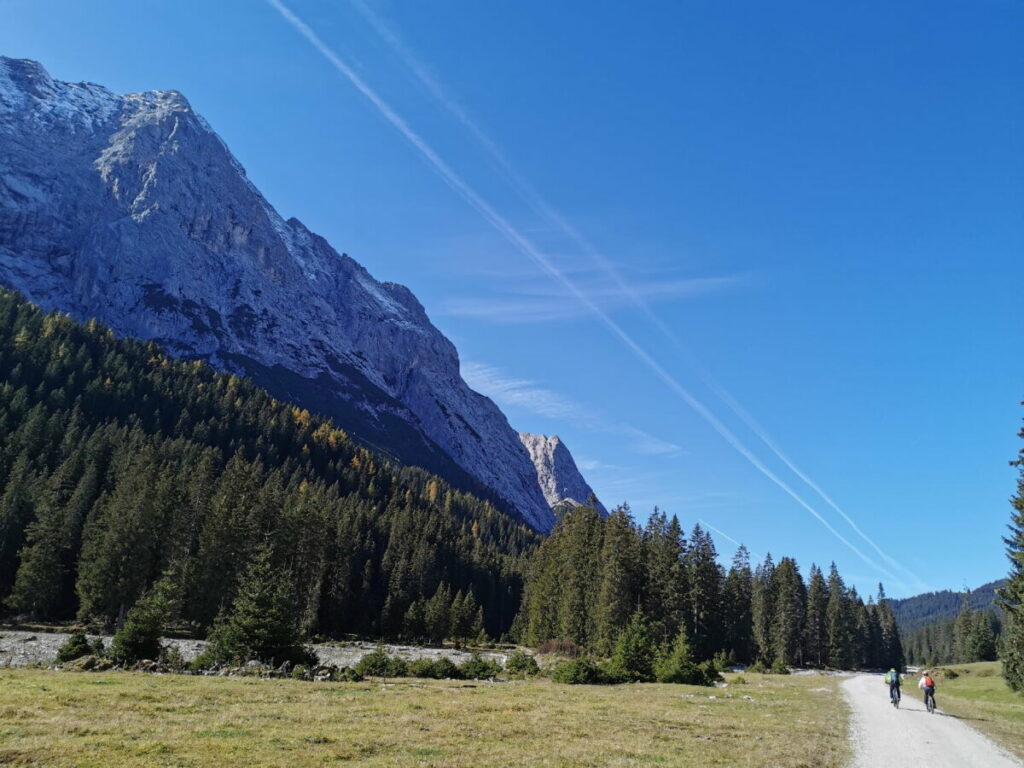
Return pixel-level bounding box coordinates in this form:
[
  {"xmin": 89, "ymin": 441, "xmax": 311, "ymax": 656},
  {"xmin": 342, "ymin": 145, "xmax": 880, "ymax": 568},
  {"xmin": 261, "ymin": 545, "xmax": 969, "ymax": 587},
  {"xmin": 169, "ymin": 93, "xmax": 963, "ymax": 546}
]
[{"xmin": 843, "ymin": 673, "xmax": 1021, "ymax": 768}]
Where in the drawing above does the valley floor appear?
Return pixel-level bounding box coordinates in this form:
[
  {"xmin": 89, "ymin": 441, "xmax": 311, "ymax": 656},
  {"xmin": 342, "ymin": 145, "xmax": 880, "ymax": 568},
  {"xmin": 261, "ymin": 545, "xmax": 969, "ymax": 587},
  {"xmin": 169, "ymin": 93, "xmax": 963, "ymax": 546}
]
[{"xmin": 0, "ymin": 669, "xmax": 848, "ymax": 767}]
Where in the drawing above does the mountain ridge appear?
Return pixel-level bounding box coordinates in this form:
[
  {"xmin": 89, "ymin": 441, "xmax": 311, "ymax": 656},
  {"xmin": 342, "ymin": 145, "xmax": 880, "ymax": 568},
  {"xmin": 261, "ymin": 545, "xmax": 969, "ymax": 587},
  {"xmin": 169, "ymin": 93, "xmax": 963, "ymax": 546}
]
[{"xmin": 0, "ymin": 56, "xmax": 602, "ymax": 532}]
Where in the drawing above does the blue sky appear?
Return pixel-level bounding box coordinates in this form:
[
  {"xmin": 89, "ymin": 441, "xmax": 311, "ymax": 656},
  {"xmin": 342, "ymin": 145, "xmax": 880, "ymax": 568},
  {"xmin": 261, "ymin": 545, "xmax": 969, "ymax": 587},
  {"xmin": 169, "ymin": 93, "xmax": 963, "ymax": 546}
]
[{"xmin": 3, "ymin": 0, "xmax": 1021, "ymax": 597}]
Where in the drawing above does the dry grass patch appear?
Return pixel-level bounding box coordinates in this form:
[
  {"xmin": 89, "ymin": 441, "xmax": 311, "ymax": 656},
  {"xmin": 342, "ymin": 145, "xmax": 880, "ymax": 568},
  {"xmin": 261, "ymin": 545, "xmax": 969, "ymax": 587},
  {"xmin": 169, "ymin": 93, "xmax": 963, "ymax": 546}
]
[
  {"xmin": 0, "ymin": 669, "xmax": 848, "ymax": 767},
  {"xmin": 933, "ymin": 661, "xmax": 1024, "ymax": 761}
]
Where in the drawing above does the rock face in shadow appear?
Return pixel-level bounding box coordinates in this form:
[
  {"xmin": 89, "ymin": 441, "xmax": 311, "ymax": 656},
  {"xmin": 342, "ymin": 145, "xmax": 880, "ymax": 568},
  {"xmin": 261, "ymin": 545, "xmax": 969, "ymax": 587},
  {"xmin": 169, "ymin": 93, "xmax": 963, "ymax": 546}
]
[
  {"xmin": 519, "ymin": 433, "xmax": 606, "ymax": 516},
  {"xmin": 0, "ymin": 56, "xmax": 587, "ymax": 532}
]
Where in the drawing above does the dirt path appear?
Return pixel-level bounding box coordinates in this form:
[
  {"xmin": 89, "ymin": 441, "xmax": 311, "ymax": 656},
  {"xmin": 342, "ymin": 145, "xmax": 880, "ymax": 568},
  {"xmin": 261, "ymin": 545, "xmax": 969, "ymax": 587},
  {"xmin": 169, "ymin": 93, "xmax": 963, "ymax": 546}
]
[{"xmin": 843, "ymin": 673, "xmax": 1021, "ymax": 768}]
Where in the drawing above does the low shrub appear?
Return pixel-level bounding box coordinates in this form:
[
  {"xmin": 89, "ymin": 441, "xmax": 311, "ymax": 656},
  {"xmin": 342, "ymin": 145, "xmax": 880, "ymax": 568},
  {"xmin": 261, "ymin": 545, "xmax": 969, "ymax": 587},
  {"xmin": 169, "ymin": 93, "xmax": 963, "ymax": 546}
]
[
  {"xmin": 291, "ymin": 664, "xmax": 312, "ymax": 681},
  {"xmin": 699, "ymin": 660, "xmax": 724, "ymax": 683},
  {"xmin": 428, "ymin": 657, "xmax": 462, "ymax": 680},
  {"xmin": 459, "ymin": 653, "xmax": 501, "ymax": 680},
  {"xmin": 334, "ymin": 666, "xmax": 363, "ymax": 682},
  {"xmin": 536, "ymin": 638, "xmax": 584, "ymax": 658},
  {"xmin": 770, "ymin": 660, "xmax": 790, "ymax": 676},
  {"xmin": 407, "ymin": 658, "xmax": 435, "ymax": 678},
  {"xmin": 551, "ymin": 658, "xmax": 610, "ymax": 685},
  {"xmin": 56, "ymin": 632, "xmax": 93, "ymax": 664},
  {"xmin": 354, "ymin": 649, "xmax": 400, "ymax": 677},
  {"xmin": 160, "ymin": 644, "xmax": 188, "ymax": 671},
  {"xmin": 504, "ymin": 651, "xmax": 540, "ymax": 678}
]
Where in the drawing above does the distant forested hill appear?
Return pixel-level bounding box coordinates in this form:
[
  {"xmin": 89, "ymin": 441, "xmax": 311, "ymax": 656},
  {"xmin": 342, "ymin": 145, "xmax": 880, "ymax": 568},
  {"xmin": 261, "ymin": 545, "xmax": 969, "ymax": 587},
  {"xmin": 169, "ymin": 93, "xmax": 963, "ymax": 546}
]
[
  {"xmin": 0, "ymin": 290, "xmax": 537, "ymax": 639},
  {"xmin": 891, "ymin": 580, "xmax": 1006, "ymax": 635}
]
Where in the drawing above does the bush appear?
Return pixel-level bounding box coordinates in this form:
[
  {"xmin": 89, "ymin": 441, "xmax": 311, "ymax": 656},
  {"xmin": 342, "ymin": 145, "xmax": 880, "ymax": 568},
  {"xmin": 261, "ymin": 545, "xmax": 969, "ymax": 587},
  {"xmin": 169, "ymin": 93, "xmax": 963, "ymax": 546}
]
[
  {"xmin": 551, "ymin": 658, "xmax": 611, "ymax": 685},
  {"xmin": 204, "ymin": 547, "xmax": 315, "ymax": 668},
  {"xmin": 654, "ymin": 627, "xmax": 705, "ymax": 685},
  {"xmin": 770, "ymin": 660, "xmax": 791, "ymax": 675},
  {"xmin": 504, "ymin": 651, "xmax": 540, "ymax": 678},
  {"xmin": 610, "ymin": 611, "xmax": 654, "ymax": 683},
  {"xmin": 56, "ymin": 631, "xmax": 93, "ymax": 663},
  {"xmin": 732, "ymin": 675, "xmax": 747, "ymax": 685},
  {"xmin": 189, "ymin": 649, "xmax": 218, "ymax": 673},
  {"xmin": 746, "ymin": 661, "xmax": 768, "ymax": 674},
  {"xmin": 291, "ymin": 664, "xmax": 312, "ymax": 681},
  {"xmin": 335, "ymin": 666, "xmax": 363, "ymax": 682},
  {"xmin": 536, "ymin": 638, "xmax": 583, "ymax": 658},
  {"xmin": 698, "ymin": 660, "xmax": 724, "ymax": 684},
  {"xmin": 354, "ymin": 649, "xmax": 408, "ymax": 678},
  {"xmin": 109, "ymin": 580, "xmax": 176, "ymax": 664},
  {"xmin": 407, "ymin": 658, "xmax": 435, "ymax": 678},
  {"xmin": 459, "ymin": 653, "xmax": 501, "ymax": 680},
  {"xmin": 160, "ymin": 644, "xmax": 188, "ymax": 671},
  {"xmin": 428, "ymin": 657, "xmax": 463, "ymax": 680}
]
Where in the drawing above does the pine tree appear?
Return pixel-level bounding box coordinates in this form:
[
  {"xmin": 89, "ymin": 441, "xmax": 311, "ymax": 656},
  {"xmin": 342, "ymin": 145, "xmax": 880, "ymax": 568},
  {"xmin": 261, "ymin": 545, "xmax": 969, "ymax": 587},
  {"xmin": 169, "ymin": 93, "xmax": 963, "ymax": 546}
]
[
  {"xmin": 424, "ymin": 584, "xmax": 453, "ymax": 644},
  {"xmin": 953, "ymin": 593, "xmax": 975, "ymax": 663},
  {"xmin": 769, "ymin": 557, "xmax": 806, "ymax": 667},
  {"xmin": 609, "ymin": 610, "xmax": 654, "ymax": 683},
  {"xmin": 654, "ymin": 623, "xmax": 703, "ymax": 684},
  {"xmin": 557, "ymin": 505, "xmax": 603, "ymax": 648},
  {"xmin": 685, "ymin": 525, "xmax": 723, "ymax": 661},
  {"xmin": 205, "ymin": 544, "xmax": 311, "ymax": 666},
  {"xmin": 825, "ymin": 563, "xmax": 855, "ymax": 669},
  {"xmin": 803, "ymin": 564, "xmax": 829, "ymax": 668},
  {"xmin": 751, "ymin": 554, "xmax": 775, "ymax": 664},
  {"xmin": 641, "ymin": 511, "xmax": 687, "ymax": 648},
  {"xmin": 722, "ymin": 546, "xmax": 753, "ymax": 663},
  {"xmin": 108, "ymin": 575, "xmax": 177, "ymax": 664},
  {"xmin": 1000, "ymin": 407, "xmax": 1024, "ymax": 691},
  {"xmin": 595, "ymin": 505, "xmax": 641, "ymax": 654}
]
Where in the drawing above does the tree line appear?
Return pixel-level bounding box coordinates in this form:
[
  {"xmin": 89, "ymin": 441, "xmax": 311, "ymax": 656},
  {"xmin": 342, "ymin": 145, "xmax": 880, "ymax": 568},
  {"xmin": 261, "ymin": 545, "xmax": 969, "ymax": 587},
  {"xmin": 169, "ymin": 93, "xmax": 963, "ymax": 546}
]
[
  {"xmin": 0, "ymin": 289, "xmax": 537, "ymax": 641},
  {"xmin": 516, "ymin": 504, "xmax": 904, "ymax": 670},
  {"xmin": 902, "ymin": 592, "xmax": 1001, "ymax": 666},
  {"xmin": 0, "ymin": 289, "xmax": 904, "ymax": 670}
]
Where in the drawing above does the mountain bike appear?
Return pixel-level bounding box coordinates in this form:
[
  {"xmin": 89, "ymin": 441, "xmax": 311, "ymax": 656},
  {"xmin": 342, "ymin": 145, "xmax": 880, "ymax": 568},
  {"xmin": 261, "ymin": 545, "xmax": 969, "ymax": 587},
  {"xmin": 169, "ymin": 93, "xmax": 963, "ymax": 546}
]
[
  {"xmin": 890, "ymin": 685, "xmax": 900, "ymax": 709},
  {"xmin": 924, "ymin": 688, "xmax": 936, "ymax": 714}
]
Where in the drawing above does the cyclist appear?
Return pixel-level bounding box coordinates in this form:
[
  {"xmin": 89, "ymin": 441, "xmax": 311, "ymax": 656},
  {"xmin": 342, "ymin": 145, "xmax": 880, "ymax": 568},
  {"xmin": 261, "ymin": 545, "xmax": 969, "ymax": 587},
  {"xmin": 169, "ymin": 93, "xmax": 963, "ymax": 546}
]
[
  {"xmin": 884, "ymin": 667, "xmax": 901, "ymax": 706},
  {"xmin": 918, "ymin": 670, "xmax": 937, "ymax": 712}
]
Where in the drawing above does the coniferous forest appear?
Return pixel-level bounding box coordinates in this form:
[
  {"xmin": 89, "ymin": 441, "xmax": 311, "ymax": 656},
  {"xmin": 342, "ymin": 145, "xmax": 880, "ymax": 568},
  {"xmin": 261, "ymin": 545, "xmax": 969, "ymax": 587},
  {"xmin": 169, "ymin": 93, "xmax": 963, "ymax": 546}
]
[
  {"xmin": 0, "ymin": 290, "xmax": 536, "ymax": 640},
  {"xmin": 0, "ymin": 290, "xmax": 903, "ymax": 669}
]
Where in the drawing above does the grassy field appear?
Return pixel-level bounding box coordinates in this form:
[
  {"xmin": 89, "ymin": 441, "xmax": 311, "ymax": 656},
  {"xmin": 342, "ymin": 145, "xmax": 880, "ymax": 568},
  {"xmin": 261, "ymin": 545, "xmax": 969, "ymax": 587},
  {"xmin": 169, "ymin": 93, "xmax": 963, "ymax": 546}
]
[
  {"xmin": 0, "ymin": 669, "xmax": 848, "ymax": 767},
  {"xmin": 932, "ymin": 661, "xmax": 1024, "ymax": 761}
]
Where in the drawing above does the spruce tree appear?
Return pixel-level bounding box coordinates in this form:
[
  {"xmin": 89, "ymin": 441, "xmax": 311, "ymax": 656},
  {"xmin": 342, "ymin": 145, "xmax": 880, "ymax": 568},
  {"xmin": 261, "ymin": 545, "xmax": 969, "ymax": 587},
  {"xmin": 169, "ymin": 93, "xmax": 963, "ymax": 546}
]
[
  {"xmin": 685, "ymin": 525, "xmax": 723, "ymax": 661},
  {"xmin": 825, "ymin": 563, "xmax": 855, "ymax": 669},
  {"xmin": 609, "ymin": 610, "xmax": 654, "ymax": 683},
  {"xmin": 641, "ymin": 511, "xmax": 687, "ymax": 648},
  {"xmin": 722, "ymin": 546, "xmax": 753, "ymax": 663},
  {"xmin": 205, "ymin": 544, "xmax": 311, "ymax": 666},
  {"xmin": 751, "ymin": 554, "xmax": 776, "ymax": 664},
  {"xmin": 108, "ymin": 576, "xmax": 177, "ymax": 664},
  {"xmin": 1000, "ymin": 408, "xmax": 1024, "ymax": 691},
  {"xmin": 769, "ymin": 557, "xmax": 806, "ymax": 667},
  {"xmin": 803, "ymin": 564, "xmax": 829, "ymax": 668},
  {"xmin": 595, "ymin": 505, "xmax": 641, "ymax": 654}
]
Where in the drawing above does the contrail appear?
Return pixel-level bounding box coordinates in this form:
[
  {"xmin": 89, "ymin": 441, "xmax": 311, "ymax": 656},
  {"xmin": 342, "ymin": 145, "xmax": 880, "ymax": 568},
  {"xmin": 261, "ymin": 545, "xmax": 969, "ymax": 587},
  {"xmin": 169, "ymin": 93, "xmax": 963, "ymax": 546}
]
[
  {"xmin": 265, "ymin": 0, "xmax": 904, "ymax": 587},
  {"xmin": 698, "ymin": 518, "xmax": 762, "ymax": 564},
  {"xmin": 348, "ymin": 2, "xmax": 926, "ymax": 592}
]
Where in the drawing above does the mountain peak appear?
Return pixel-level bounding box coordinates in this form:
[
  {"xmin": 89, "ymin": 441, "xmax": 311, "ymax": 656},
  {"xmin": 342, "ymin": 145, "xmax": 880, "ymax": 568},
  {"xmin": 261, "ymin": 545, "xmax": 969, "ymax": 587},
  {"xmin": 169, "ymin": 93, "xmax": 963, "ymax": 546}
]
[
  {"xmin": 519, "ymin": 433, "xmax": 607, "ymax": 515},
  {"xmin": 0, "ymin": 57, "xmax": 609, "ymax": 533}
]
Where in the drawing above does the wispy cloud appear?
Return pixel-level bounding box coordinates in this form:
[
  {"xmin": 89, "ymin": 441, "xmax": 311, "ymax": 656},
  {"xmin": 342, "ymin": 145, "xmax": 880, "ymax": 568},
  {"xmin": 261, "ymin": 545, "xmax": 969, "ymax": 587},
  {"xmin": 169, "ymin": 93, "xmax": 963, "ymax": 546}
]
[
  {"xmin": 461, "ymin": 361, "xmax": 680, "ymax": 456},
  {"xmin": 441, "ymin": 275, "xmax": 741, "ymax": 324}
]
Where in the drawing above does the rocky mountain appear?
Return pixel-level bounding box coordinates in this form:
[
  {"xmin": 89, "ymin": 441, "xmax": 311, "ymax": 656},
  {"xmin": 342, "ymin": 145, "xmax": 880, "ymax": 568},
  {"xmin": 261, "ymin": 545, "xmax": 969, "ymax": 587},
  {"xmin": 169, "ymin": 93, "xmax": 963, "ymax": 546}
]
[
  {"xmin": 0, "ymin": 57, "xmax": 599, "ymax": 533},
  {"xmin": 519, "ymin": 433, "xmax": 607, "ymax": 515}
]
